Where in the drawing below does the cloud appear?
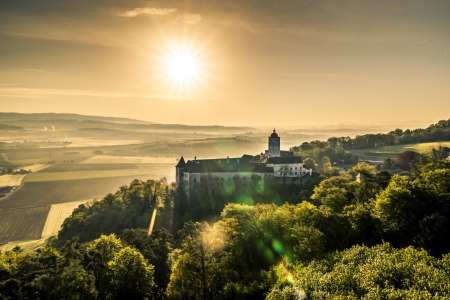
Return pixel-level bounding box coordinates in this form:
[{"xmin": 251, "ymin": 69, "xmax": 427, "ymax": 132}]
[
  {"xmin": 23, "ymin": 68, "xmax": 56, "ymax": 74},
  {"xmin": 118, "ymin": 7, "xmax": 177, "ymax": 18},
  {"xmin": 0, "ymin": 87, "xmax": 212, "ymax": 101}
]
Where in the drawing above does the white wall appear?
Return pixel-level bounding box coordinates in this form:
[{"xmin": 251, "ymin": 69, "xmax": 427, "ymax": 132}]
[{"xmin": 266, "ymin": 163, "xmax": 312, "ymax": 177}]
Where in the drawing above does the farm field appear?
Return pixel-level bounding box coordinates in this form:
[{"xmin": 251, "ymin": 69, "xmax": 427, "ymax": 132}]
[
  {"xmin": 24, "ymin": 163, "xmax": 173, "ymax": 182},
  {"xmin": 0, "ymin": 173, "xmax": 169, "ymax": 243},
  {"xmin": 17, "ymin": 163, "xmax": 49, "ymax": 173},
  {"xmin": 81, "ymin": 155, "xmax": 177, "ymax": 164},
  {"xmin": 0, "ymin": 174, "xmax": 25, "ymax": 186},
  {"xmin": 41, "ymin": 200, "xmax": 92, "ymax": 239},
  {"xmin": 0, "ymin": 174, "xmax": 164, "ymax": 209},
  {"xmin": 0, "ymin": 147, "xmax": 95, "ymax": 165},
  {"xmin": 349, "ymin": 141, "xmax": 450, "ymax": 161},
  {"xmin": 0, "ymin": 206, "xmax": 50, "ymax": 244},
  {"xmin": 366, "ymin": 141, "xmax": 450, "ymax": 154}
]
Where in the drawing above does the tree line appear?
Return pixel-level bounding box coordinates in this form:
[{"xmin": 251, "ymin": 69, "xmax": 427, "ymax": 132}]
[
  {"xmin": 1, "ymin": 157, "xmax": 449, "ymax": 299},
  {"xmin": 292, "ymin": 118, "xmax": 450, "ymax": 152}
]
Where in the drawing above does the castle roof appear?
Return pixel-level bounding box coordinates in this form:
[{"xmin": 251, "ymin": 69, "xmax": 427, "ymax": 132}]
[
  {"xmin": 267, "ymin": 156, "xmax": 302, "ymax": 164},
  {"xmin": 182, "ymin": 155, "xmax": 267, "ymax": 173},
  {"xmin": 175, "ymin": 156, "xmax": 186, "ymax": 168}
]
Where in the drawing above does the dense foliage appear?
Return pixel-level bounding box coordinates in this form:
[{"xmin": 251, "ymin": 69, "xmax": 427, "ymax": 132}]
[
  {"xmin": 0, "ymin": 235, "xmax": 156, "ymax": 299},
  {"xmin": 55, "ymin": 179, "xmax": 174, "ymax": 245},
  {"xmin": 267, "ymin": 243, "xmax": 450, "ymax": 299}
]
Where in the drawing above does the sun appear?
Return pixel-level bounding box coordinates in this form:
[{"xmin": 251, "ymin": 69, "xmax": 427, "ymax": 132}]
[{"xmin": 163, "ymin": 44, "xmax": 202, "ymax": 88}]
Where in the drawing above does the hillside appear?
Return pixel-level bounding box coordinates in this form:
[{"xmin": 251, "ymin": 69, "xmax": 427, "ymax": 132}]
[{"xmin": 0, "ymin": 112, "xmax": 254, "ymax": 133}]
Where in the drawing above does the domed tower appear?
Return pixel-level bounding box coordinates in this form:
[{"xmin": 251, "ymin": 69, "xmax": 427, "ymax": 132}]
[{"xmin": 268, "ymin": 129, "xmax": 281, "ymax": 157}]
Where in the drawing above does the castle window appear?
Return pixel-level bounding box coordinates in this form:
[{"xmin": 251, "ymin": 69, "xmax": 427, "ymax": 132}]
[{"xmin": 295, "ymin": 172, "xmax": 297, "ymax": 175}]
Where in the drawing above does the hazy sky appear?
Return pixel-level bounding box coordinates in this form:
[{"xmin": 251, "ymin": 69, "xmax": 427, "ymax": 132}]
[{"xmin": 1, "ymin": 0, "xmax": 449, "ymax": 126}]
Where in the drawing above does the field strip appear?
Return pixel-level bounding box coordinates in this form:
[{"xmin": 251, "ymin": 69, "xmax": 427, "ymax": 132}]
[
  {"xmin": 24, "ymin": 168, "xmax": 169, "ymax": 182},
  {"xmin": 0, "ymin": 174, "xmax": 25, "ymax": 187},
  {"xmin": 81, "ymin": 155, "xmax": 176, "ymax": 164},
  {"xmin": 16, "ymin": 164, "xmax": 50, "ymax": 173},
  {"xmin": 41, "ymin": 199, "xmax": 93, "ymax": 239},
  {"xmin": 0, "ymin": 206, "xmax": 50, "ymax": 244}
]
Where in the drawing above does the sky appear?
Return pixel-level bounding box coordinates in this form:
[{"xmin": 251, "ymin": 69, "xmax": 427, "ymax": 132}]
[{"xmin": 1, "ymin": 0, "xmax": 449, "ymax": 127}]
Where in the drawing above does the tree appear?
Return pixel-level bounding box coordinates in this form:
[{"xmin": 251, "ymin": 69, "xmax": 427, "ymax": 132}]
[
  {"xmin": 281, "ymin": 243, "xmax": 450, "ymax": 299},
  {"xmin": 303, "ymin": 158, "xmax": 316, "ymax": 171},
  {"xmin": 85, "ymin": 234, "xmax": 124, "ymax": 298},
  {"xmin": 395, "ymin": 150, "xmax": 425, "ymax": 171},
  {"xmin": 108, "ymin": 247, "xmax": 155, "ymax": 299},
  {"xmin": 120, "ymin": 228, "xmax": 173, "ymax": 296}
]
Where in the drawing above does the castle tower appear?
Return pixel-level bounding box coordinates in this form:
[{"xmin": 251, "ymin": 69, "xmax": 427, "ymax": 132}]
[
  {"xmin": 268, "ymin": 129, "xmax": 281, "ymax": 157},
  {"xmin": 175, "ymin": 156, "xmax": 186, "ymax": 186}
]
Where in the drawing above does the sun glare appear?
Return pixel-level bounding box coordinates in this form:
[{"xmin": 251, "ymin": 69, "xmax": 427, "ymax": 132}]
[{"xmin": 163, "ymin": 44, "xmax": 202, "ymax": 88}]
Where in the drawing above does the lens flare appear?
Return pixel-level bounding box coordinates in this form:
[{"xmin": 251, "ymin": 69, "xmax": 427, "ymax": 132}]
[{"xmin": 163, "ymin": 43, "xmax": 203, "ymax": 88}]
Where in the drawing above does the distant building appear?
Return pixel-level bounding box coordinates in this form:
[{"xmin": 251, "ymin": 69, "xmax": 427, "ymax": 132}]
[
  {"xmin": 267, "ymin": 129, "xmax": 281, "ymax": 157},
  {"xmin": 176, "ymin": 130, "xmax": 313, "ymax": 197}
]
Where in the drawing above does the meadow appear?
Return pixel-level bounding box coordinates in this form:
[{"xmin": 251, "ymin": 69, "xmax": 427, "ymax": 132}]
[{"xmin": 349, "ymin": 141, "xmax": 450, "ymax": 161}]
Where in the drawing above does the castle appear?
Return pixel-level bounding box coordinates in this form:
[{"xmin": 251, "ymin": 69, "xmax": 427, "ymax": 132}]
[{"xmin": 175, "ymin": 129, "xmax": 313, "ymax": 196}]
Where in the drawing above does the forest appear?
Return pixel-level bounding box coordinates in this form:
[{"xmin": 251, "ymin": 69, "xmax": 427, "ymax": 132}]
[
  {"xmin": 292, "ymin": 118, "xmax": 450, "ymax": 151},
  {"xmin": 1, "ymin": 122, "xmax": 450, "ymax": 299}
]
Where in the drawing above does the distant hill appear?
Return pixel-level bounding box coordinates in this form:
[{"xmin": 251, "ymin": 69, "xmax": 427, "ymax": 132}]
[
  {"xmin": 0, "ymin": 112, "xmax": 152, "ymax": 125},
  {"xmin": 0, "ymin": 124, "xmax": 24, "ymax": 131},
  {"xmin": 0, "ymin": 112, "xmax": 254, "ymax": 132}
]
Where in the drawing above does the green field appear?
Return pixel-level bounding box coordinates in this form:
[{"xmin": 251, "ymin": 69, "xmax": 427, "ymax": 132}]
[
  {"xmin": 367, "ymin": 142, "xmax": 450, "ymax": 154},
  {"xmin": 349, "ymin": 141, "xmax": 450, "ymax": 161}
]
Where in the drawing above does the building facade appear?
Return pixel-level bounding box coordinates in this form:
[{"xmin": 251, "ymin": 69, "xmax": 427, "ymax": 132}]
[{"xmin": 175, "ymin": 130, "xmax": 313, "ymax": 196}]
